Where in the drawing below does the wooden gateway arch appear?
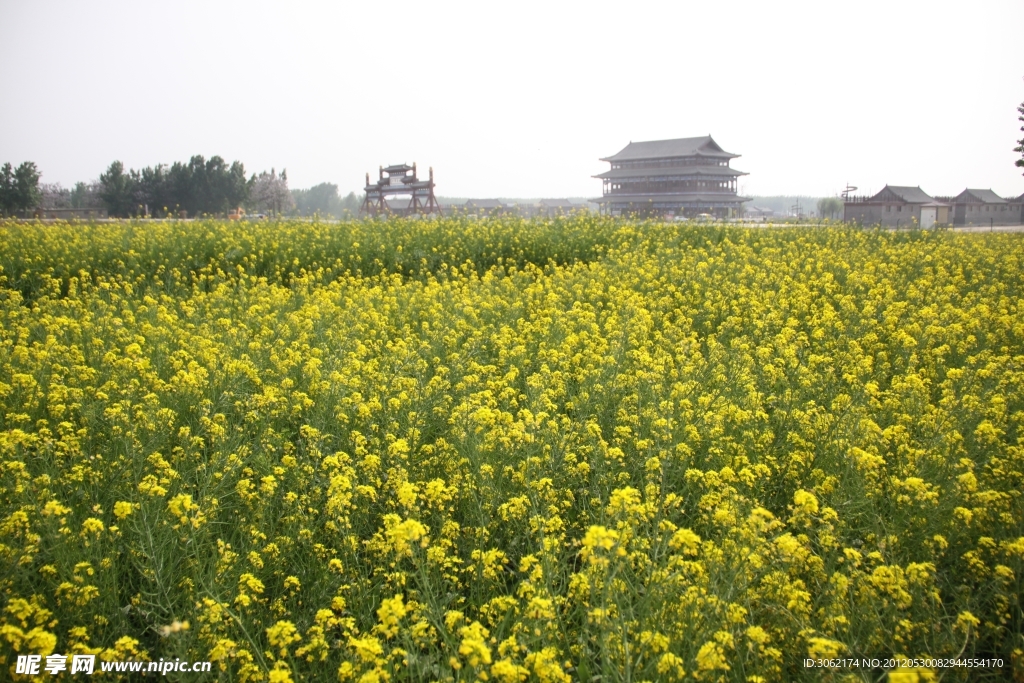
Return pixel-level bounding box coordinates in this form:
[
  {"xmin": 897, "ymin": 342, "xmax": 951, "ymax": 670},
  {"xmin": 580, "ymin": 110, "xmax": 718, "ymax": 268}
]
[{"xmin": 360, "ymin": 162, "xmax": 441, "ymax": 217}]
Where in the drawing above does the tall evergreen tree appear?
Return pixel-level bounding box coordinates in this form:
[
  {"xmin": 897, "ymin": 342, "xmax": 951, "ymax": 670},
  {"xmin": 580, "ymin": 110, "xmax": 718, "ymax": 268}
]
[
  {"xmin": 186, "ymin": 155, "xmax": 209, "ymax": 215},
  {"xmin": 13, "ymin": 162, "xmax": 42, "ymax": 213},
  {"xmin": 0, "ymin": 161, "xmax": 43, "ymax": 216},
  {"xmin": 99, "ymin": 161, "xmax": 140, "ymax": 217},
  {"xmin": 223, "ymin": 160, "xmax": 249, "ymax": 213},
  {"xmin": 70, "ymin": 181, "xmax": 103, "ymax": 210},
  {"xmin": 0, "ymin": 163, "xmax": 14, "ymax": 216},
  {"xmin": 139, "ymin": 165, "xmax": 170, "ymax": 215},
  {"xmin": 99, "ymin": 155, "xmax": 250, "ymax": 217}
]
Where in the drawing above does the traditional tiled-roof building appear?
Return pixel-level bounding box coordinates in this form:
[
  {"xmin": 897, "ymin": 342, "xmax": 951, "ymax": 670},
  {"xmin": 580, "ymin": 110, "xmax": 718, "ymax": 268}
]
[
  {"xmin": 538, "ymin": 198, "xmax": 575, "ymax": 212},
  {"xmin": 843, "ymin": 185, "xmax": 949, "ymax": 227},
  {"xmin": 463, "ymin": 199, "xmax": 507, "ymax": 214},
  {"xmin": 594, "ymin": 136, "xmax": 749, "ymax": 218},
  {"xmin": 946, "ymin": 189, "xmax": 1021, "ymax": 226},
  {"xmin": 744, "ymin": 206, "xmax": 774, "ymax": 219}
]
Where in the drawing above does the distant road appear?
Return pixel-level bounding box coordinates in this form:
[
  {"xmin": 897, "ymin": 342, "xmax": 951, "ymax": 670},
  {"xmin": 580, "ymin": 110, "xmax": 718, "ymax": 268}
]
[
  {"xmin": 728, "ymin": 222, "xmax": 1024, "ymax": 232},
  {"xmin": 951, "ymin": 224, "xmax": 1024, "ymax": 233}
]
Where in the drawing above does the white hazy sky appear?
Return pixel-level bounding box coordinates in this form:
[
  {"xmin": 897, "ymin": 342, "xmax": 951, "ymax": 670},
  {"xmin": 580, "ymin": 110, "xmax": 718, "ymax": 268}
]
[{"xmin": 2, "ymin": 0, "xmax": 1023, "ymax": 199}]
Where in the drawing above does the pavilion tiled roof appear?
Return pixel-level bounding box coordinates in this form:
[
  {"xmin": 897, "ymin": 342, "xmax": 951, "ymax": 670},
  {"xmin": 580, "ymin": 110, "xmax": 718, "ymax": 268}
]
[
  {"xmin": 958, "ymin": 189, "xmax": 1007, "ymax": 204},
  {"xmin": 871, "ymin": 185, "xmax": 941, "ymax": 204},
  {"xmin": 464, "ymin": 199, "xmax": 505, "ymax": 209},
  {"xmin": 600, "ymin": 136, "xmax": 739, "ymax": 162},
  {"xmin": 539, "ymin": 199, "xmax": 575, "ymax": 208}
]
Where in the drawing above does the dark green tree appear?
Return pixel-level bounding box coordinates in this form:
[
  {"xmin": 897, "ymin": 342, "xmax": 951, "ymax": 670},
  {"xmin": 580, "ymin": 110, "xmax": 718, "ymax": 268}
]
[
  {"xmin": 167, "ymin": 160, "xmax": 193, "ymax": 216},
  {"xmin": 99, "ymin": 161, "xmax": 138, "ymax": 217},
  {"xmin": 70, "ymin": 181, "xmax": 103, "ymax": 210},
  {"xmin": 139, "ymin": 165, "xmax": 170, "ymax": 216},
  {"xmin": 100, "ymin": 155, "xmax": 249, "ymax": 217},
  {"xmin": 223, "ymin": 160, "xmax": 249, "ymax": 213},
  {"xmin": 0, "ymin": 163, "xmax": 14, "ymax": 216},
  {"xmin": 186, "ymin": 155, "xmax": 209, "ymax": 215},
  {"xmin": 13, "ymin": 162, "xmax": 42, "ymax": 213},
  {"xmin": 203, "ymin": 156, "xmax": 248, "ymax": 214},
  {"xmin": 0, "ymin": 162, "xmax": 43, "ymax": 216},
  {"xmin": 166, "ymin": 156, "xmax": 207, "ymax": 216}
]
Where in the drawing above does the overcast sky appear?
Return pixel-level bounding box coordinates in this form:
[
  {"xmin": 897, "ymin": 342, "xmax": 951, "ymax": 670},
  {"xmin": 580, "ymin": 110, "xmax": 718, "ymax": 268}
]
[{"xmin": 2, "ymin": 0, "xmax": 1022, "ymax": 199}]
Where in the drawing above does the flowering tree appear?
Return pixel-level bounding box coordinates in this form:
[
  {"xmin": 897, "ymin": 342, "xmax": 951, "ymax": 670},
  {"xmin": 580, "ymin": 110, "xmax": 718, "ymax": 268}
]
[
  {"xmin": 40, "ymin": 181, "xmax": 102, "ymax": 210},
  {"xmin": 40, "ymin": 183, "xmax": 72, "ymax": 209},
  {"xmin": 248, "ymin": 168, "xmax": 294, "ymax": 216},
  {"xmin": 1016, "ymin": 99, "xmax": 1024, "ymax": 176}
]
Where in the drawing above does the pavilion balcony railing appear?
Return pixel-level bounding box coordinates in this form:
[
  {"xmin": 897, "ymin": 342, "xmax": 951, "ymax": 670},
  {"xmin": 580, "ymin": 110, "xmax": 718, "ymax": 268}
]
[{"xmin": 604, "ymin": 190, "xmax": 739, "ymax": 197}]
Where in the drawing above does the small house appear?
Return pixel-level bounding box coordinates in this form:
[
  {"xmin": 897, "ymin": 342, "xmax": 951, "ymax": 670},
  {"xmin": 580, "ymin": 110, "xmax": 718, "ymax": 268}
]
[
  {"xmin": 537, "ymin": 199, "xmax": 576, "ymax": 216},
  {"xmin": 463, "ymin": 199, "xmax": 507, "ymax": 214},
  {"xmin": 843, "ymin": 185, "xmax": 949, "ymax": 228},
  {"xmin": 948, "ymin": 189, "xmax": 1020, "ymax": 227},
  {"xmin": 744, "ymin": 206, "xmax": 774, "ymax": 219}
]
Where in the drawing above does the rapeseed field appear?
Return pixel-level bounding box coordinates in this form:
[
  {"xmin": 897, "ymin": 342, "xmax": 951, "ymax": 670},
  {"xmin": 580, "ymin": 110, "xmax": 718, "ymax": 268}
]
[{"xmin": 1, "ymin": 215, "xmax": 1022, "ymax": 682}]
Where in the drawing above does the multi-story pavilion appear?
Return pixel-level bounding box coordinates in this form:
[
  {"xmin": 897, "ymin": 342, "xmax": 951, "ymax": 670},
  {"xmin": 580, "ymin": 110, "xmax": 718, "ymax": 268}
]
[{"xmin": 594, "ymin": 136, "xmax": 749, "ymax": 218}]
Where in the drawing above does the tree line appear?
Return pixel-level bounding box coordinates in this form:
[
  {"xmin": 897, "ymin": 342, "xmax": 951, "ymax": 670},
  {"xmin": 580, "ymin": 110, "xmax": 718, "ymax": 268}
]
[
  {"xmin": 99, "ymin": 156, "xmax": 250, "ymax": 217},
  {"xmin": 3, "ymin": 155, "xmax": 362, "ymax": 219},
  {"xmin": 38, "ymin": 181, "xmax": 104, "ymax": 210},
  {"xmin": 0, "ymin": 162, "xmax": 42, "ymax": 216},
  {"xmin": 292, "ymin": 183, "xmax": 361, "ymax": 217},
  {"xmin": 97, "ymin": 157, "xmax": 358, "ymax": 218}
]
